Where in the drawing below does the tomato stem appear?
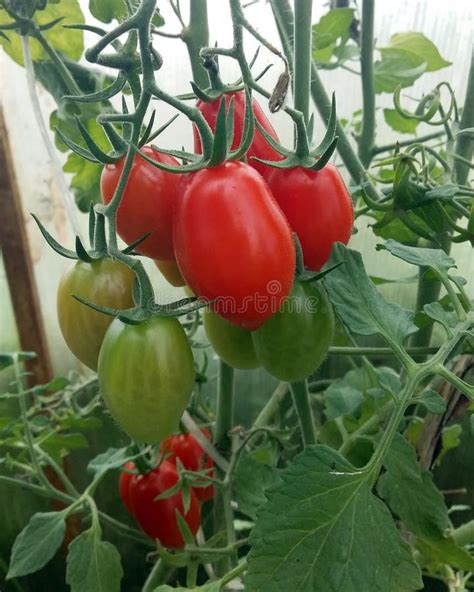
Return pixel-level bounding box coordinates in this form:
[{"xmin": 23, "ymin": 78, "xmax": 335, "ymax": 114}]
[
  {"xmin": 289, "ymin": 380, "xmax": 317, "ymax": 446},
  {"xmin": 293, "ymin": 0, "xmax": 312, "ymax": 126},
  {"xmin": 358, "ymin": 0, "xmax": 376, "ymax": 167},
  {"xmin": 181, "ymin": 0, "xmax": 210, "ymax": 90}
]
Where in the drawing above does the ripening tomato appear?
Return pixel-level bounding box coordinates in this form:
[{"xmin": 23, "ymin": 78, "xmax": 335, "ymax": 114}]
[
  {"xmin": 194, "ymin": 92, "xmax": 282, "ymax": 178},
  {"xmin": 119, "ymin": 461, "xmax": 136, "ymax": 514},
  {"xmin": 127, "ymin": 460, "xmax": 201, "ymax": 548},
  {"xmin": 161, "ymin": 428, "xmax": 215, "ymax": 502},
  {"xmin": 101, "ymin": 147, "xmax": 181, "ymax": 260},
  {"xmin": 252, "ymin": 281, "xmax": 334, "ymax": 381},
  {"xmin": 203, "ymin": 310, "xmax": 259, "ymax": 370},
  {"xmin": 57, "ymin": 258, "xmax": 135, "ymax": 371},
  {"xmin": 266, "ymin": 164, "xmax": 354, "ymax": 270},
  {"xmin": 173, "ymin": 161, "xmax": 295, "ymax": 330},
  {"xmin": 154, "ymin": 259, "xmax": 186, "ymax": 287},
  {"xmin": 98, "ymin": 316, "xmax": 195, "ymax": 443}
]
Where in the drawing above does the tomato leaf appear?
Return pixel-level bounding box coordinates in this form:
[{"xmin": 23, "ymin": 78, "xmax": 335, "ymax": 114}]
[
  {"xmin": 246, "ymin": 445, "xmax": 422, "ymax": 592},
  {"xmin": 66, "ymin": 528, "xmax": 123, "ymax": 592},
  {"xmin": 324, "ymin": 381, "xmax": 363, "ymax": 419},
  {"xmin": 417, "ymin": 389, "xmax": 447, "ymax": 414},
  {"xmin": 383, "ymin": 108, "xmax": 420, "ymax": 134},
  {"xmin": 377, "ymin": 434, "xmax": 474, "ymax": 572},
  {"xmin": 374, "ymin": 47, "xmax": 426, "ymax": 94},
  {"xmin": 87, "ymin": 446, "xmax": 133, "ymax": 477},
  {"xmin": 312, "ymin": 8, "xmax": 354, "ymax": 50},
  {"xmin": 389, "ymin": 32, "xmax": 451, "ymax": 72},
  {"xmin": 234, "ymin": 455, "xmax": 280, "ymax": 520},
  {"xmin": 324, "ymin": 244, "xmax": 418, "ymax": 348},
  {"xmin": 7, "ymin": 511, "xmax": 66, "ymax": 578},
  {"xmin": 379, "ymin": 240, "xmax": 457, "ymax": 283},
  {"xmin": 89, "ymin": 0, "xmax": 127, "ymax": 23},
  {"xmin": 0, "ymin": 0, "xmax": 84, "ymax": 65}
]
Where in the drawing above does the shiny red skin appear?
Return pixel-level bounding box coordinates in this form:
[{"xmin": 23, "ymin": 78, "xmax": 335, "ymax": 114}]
[
  {"xmin": 128, "ymin": 461, "xmax": 201, "ymax": 548},
  {"xmin": 119, "ymin": 461, "xmax": 136, "ymax": 515},
  {"xmin": 101, "ymin": 147, "xmax": 181, "ymax": 260},
  {"xmin": 173, "ymin": 161, "xmax": 295, "ymax": 330},
  {"xmin": 266, "ymin": 164, "xmax": 354, "ymax": 271},
  {"xmin": 194, "ymin": 92, "xmax": 282, "ymax": 179},
  {"xmin": 161, "ymin": 429, "xmax": 215, "ymax": 502}
]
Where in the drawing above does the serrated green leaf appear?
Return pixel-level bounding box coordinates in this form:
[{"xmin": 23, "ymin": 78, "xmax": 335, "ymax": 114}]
[
  {"xmin": 324, "ymin": 382, "xmax": 363, "ymax": 419},
  {"xmin": 246, "ymin": 445, "xmax": 422, "ymax": 592},
  {"xmin": 234, "ymin": 455, "xmax": 280, "ymax": 520},
  {"xmin": 423, "ymin": 302, "xmax": 457, "ymax": 330},
  {"xmin": 383, "ymin": 108, "xmax": 420, "ymax": 134},
  {"xmin": 312, "ymin": 8, "xmax": 354, "ymax": 50},
  {"xmin": 377, "ymin": 433, "xmax": 474, "ymax": 570},
  {"xmin": 89, "ymin": 0, "xmax": 127, "ymax": 23},
  {"xmin": 7, "ymin": 512, "xmax": 66, "ymax": 578},
  {"xmin": 374, "ymin": 48, "xmax": 426, "ymax": 94},
  {"xmin": 378, "ymin": 433, "xmax": 451, "ymax": 535},
  {"xmin": 389, "ymin": 32, "xmax": 451, "ymax": 72},
  {"xmin": 324, "ymin": 244, "xmax": 418, "ymax": 347},
  {"xmin": 63, "ymin": 152, "xmax": 103, "ymax": 211},
  {"xmin": 381, "ymin": 240, "xmax": 456, "ymax": 282},
  {"xmin": 418, "ymin": 389, "xmax": 447, "ymax": 414},
  {"xmin": 0, "ymin": 0, "xmax": 84, "ymax": 65},
  {"xmin": 66, "ymin": 528, "xmax": 123, "ymax": 592},
  {"xmin": 87, "ymin": 446, "xmax": 130, "ymax": 477}
]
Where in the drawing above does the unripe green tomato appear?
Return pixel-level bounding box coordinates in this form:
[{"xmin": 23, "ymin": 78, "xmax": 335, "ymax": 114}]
[
  {"xmin": 57, "ymin": 258, "xmax": 135, "ymax": 371},
  {"xmin": 203, "ymin": 310, "xmax": 259, "ymax": 370},
  {"xmin": 252, "ymin": 281, "xmax": 334, "ymax": 381},
  {"xmin": 98, "ymin": 316, "xmax": 195, "ymax": 443}
]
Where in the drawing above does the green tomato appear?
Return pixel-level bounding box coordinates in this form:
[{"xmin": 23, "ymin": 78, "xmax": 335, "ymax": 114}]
[
  {"xmin": 252, "ymin": 281, "xmax": 334, "ymax": 381},
  {"xmin": 203, "ymin": 310, "xmax": 259, "ymax": 370},
  {"xmin": 57, "ymin": 258, "xmax": 135, "ymax": 371},
  {"xmin": 98, "ymin": 316, "xmax": 195, "ymax": 443}
]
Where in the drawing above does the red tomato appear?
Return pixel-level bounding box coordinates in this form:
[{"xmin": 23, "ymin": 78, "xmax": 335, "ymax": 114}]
[
  {"xmin": 194, "ymin": 92, "xmax": 282, "ymax": 178},
  {"xmin": 173, "ymin": 161, "xmax": 295, "ymax": 330},
  {"xmin": 266, "ymin": 164, "xmax": 354, "ymax": 270},
  {"xmin": 101, "ymin": 147, "xmax": 181, "ymax": 260},
  {"xmin": 128, "ymin": 460, "xmax": 201, "ymax": 548},
  {"xmin": 161, "ymin": 428, "xmax": 215, "ymax": 502},
  {"xmin": 119, "ymin": 461, "xmax": 136, "ymax": 515}
]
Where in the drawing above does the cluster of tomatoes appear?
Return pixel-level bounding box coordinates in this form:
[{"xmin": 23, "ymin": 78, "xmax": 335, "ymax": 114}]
[
  {"xmin": 119, "ymin": 429, "xmax": 214, "ymax": 548},
  {"xmin": 56, "ymin": 90, "xmax": 353, "ymax": 443}
]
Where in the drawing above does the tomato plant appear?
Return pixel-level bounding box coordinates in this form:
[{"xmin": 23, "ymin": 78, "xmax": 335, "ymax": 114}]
[
  {"xmin": 252, "ymin": 281, "xmax": 334, "ymax": 381},
  {"xmin": 98, "ymin": 316, "xmax": 195, "ymax": 443},
  {"xmin": 125, "ymin": 460, "xmax": 201, "ymax": 548},
  {"xmin": 57, "ymin": 258, "xmax": 135, "ymax": 370},
  {"xmin": 161, "ymin": 428, "xmax": 215, "ymax": 502},
  {"xmin": 173, "ymin": 161, "xmax": 295, "ymax": 330},
  {"xmin": 266, "ymin": 164, "xmax": 354, "ymax": 270},
  {"xmin": 101, "ymin": 147, "xmax": 181, "ymax": 261},
  {"xmin": 194, "ymin": 92, "xmax": 282, "ymax": 178},
  {"xmin": 2, "ymin": 0, "xmax": 474, "ymax": 591}
]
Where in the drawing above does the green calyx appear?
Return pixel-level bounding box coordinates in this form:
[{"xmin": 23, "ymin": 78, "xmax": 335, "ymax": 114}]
[
  {"xmin": 137, "ymin": 85, "xmax": 256, "ymax": 172},
  {"xmin": 252, "ymin": 93, "xmax": 339, "ymax": 171}
]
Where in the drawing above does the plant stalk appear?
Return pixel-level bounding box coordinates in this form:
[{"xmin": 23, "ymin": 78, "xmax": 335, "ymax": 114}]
[
  {"xmin": 454, "ymin": 46, "xmax": 474, "ymax": 185},
  {"xmin": 142, "ymin": 559, "xmax": 174, "ymax": 592},
  {"xmin": 290, "ymin": 380, "xmax": 317, "ymax": 446},
  {"xmin": 182, "ymin": 0, "xmax": 209, "ymax": 90},
  {"xmin": 293, "ymin": 0, "xmax": 312, "ymax": 125},
  {"xmin": 358, "ymin": 0, "xmax": 376, "ymax": 166}
]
